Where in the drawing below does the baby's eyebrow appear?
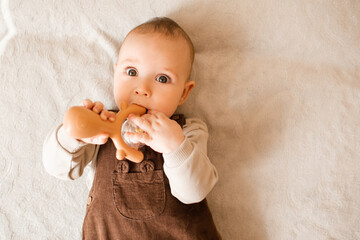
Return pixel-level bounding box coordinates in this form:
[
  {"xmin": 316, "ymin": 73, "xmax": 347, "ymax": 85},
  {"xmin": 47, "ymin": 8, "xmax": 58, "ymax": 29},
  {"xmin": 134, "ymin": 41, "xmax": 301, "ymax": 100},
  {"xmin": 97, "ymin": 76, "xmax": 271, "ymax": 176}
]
[
  {"xmin": 163, "ymin": 68, "xmax": 178, "ymax": 79},
  {"xmin": 119, "ymin": 58, "xmax": 139, "ymax": 64}
]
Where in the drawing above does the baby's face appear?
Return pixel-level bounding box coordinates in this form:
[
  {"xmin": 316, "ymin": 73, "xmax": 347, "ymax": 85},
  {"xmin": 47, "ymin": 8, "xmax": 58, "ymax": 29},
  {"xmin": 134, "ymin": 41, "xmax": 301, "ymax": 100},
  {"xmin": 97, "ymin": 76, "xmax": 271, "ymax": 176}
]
[{"xmin": 114, "ymin": 32, "xmax": 194, "ymax": 117}]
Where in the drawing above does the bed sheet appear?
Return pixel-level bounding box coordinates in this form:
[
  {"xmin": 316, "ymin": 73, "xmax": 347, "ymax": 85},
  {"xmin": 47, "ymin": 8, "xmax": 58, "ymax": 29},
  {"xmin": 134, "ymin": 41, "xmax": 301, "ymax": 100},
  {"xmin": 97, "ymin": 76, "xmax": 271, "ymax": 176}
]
[{"xmin": 0, "ymin": 0, "xmax": 359, "ymax": 239}]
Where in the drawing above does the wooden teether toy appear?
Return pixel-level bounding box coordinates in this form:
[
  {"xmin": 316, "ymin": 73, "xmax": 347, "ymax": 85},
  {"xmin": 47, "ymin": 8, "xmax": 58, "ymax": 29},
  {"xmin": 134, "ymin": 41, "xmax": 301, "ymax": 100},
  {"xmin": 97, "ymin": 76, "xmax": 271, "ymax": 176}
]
[{"xmin": 63, "ymin": 102, "xmax": 147, "ymax": 163}]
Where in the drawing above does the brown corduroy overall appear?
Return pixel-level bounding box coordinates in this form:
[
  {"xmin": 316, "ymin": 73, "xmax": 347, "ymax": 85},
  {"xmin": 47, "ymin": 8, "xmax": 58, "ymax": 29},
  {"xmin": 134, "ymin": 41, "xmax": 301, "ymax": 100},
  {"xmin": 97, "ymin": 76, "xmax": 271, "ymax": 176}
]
[{"xmin": 82, "ymin": 115, "xmax": 221, "ymax": 240}]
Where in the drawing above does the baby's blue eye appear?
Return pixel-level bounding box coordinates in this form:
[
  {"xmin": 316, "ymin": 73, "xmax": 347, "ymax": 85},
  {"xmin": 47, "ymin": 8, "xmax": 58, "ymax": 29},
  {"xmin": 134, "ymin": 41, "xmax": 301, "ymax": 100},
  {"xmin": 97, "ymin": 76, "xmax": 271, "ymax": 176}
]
[
  {"xmin": 156, "ymin": 75, "xmax": 169, "ymax": 83},
  {"xmin": 126, "ymin": 68, "xmax": 137, "ymax": 77}
]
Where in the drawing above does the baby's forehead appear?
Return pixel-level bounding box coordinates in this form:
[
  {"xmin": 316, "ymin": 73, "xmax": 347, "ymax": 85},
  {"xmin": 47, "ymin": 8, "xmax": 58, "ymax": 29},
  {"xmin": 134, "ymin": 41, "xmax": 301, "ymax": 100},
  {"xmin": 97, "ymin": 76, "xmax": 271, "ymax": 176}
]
[
  {"xmin": 123, "ymin": 31, "xmax": 186, "ymax": 46},
  {"xmin": 120, "ymin": 31, "xmax": 193, "ymax": 62}
]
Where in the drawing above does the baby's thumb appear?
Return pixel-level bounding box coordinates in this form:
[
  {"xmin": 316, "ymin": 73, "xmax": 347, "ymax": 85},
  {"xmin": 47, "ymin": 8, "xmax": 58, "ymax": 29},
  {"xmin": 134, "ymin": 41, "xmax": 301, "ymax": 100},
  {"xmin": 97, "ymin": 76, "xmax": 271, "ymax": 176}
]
[{"xmin": 96, "ymin": 133, "xmax": 110, "ymax": 144}]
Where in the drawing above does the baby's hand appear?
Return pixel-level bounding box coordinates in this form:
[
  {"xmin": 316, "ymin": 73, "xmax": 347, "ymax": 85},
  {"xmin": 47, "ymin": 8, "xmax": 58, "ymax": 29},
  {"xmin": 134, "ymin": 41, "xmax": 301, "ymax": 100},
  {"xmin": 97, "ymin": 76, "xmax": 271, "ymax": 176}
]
[
  {"xmin": 126, "ymin": 110, "xmax": 185, "ymax": 154},
  {"xmin": 76, "ymin": 99, "xmax": 116, "ymax": 145}
]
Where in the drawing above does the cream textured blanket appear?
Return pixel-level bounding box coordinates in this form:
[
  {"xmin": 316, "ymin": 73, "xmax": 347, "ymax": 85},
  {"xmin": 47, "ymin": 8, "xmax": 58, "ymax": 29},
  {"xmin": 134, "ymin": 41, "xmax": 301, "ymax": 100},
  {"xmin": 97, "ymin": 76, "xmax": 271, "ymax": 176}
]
[{"xmin": 1, "ymin": 0, "xmax": 359, "ymax": 239}]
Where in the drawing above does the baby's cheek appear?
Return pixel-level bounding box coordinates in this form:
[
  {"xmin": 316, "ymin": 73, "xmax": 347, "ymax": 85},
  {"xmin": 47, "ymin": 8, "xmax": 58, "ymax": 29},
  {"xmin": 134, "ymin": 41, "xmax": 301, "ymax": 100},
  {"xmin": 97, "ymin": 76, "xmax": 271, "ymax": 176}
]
[
  {"xmin": 158, "ymin": 102, "xmax": 179, "ymax": 118},
  {"xmin": 113, "ymin": 89, "xmax": 128, "ymax": 107}
]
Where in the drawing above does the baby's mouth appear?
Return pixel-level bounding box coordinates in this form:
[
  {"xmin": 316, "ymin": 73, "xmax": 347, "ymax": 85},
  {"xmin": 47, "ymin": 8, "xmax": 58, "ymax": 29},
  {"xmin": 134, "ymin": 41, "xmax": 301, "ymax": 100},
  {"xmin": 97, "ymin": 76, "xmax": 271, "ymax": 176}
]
[
  {"xmin": 129, "ymin": 102, "xmax": 148, "ymax": 114},
  {"xmin": 130, "ymin": 102, "xmax": 147, "ymax": 110}
]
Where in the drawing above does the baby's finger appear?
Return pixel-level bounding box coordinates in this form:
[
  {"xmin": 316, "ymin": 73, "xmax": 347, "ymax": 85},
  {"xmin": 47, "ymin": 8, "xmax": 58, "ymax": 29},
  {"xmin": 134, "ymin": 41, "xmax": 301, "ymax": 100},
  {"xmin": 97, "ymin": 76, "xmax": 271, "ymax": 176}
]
[
  {"xmin": 95, "ymin": 133, "xmax": 109, "ymax": 141},
  {"xmin": 108, "ymin": 111, "xmax": 116, "ymax": 121},
  {"xmin": 100, "ymin": 110, "xmax": 116, "ymax": 121},
  {"xmin": 82, "ymin": 133, "xmax": 109, "ymax": 145},
  {"xmin": 95, "ymin": 135, "xmax": 109, "ymax": 144},
  {"xmin": 126, "ymin": 132, "xmax": 151, "ymax": 146},
  {"xmin": 92, "ymin": 101, "xmax": 104, "ymax": 114},
  {"xmin": 128, "ymin": 114, "xmax": 153, "ymax": 133},
  {"xmin": 82, "ymin": 99, "xmax": 94, "ymax": 109},
  {"xmin": 146, "ymin": 110, "xmax": 160, "ymax": 118}
]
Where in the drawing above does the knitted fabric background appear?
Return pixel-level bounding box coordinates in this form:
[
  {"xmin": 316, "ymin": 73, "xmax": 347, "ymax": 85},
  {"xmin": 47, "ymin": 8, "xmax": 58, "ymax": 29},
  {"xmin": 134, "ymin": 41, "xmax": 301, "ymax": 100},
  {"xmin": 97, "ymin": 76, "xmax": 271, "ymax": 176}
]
[{"xmin": 0, "ymin": 0, "xmax": 359, "ymax": 239}]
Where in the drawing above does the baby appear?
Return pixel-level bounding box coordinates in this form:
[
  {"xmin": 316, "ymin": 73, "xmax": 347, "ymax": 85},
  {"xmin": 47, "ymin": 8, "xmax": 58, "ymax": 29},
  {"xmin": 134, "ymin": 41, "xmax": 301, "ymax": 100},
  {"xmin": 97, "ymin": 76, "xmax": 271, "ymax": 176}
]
[{"xmin": 43, "ymin": 17, "xmax": 220, "ymax": 239}]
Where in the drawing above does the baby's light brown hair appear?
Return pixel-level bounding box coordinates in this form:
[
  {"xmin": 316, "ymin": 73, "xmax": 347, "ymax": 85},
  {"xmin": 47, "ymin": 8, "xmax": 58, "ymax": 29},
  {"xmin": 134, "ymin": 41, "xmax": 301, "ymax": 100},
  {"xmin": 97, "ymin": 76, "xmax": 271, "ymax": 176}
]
[{"xmin": 126, "ymin": 17, "xmax": 195, "ymax": 67}]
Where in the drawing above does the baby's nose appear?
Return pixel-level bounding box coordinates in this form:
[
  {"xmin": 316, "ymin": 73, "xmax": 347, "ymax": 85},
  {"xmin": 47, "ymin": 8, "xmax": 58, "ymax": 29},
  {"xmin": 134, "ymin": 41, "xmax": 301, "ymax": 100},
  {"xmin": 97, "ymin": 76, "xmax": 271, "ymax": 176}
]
[
  {"xmin": 135, "ymin": 89, "xmax": 148, "ymax": 96},
  {"xmin": 134, "ymin": 84, "xmax": 151, "ymax": 97}
]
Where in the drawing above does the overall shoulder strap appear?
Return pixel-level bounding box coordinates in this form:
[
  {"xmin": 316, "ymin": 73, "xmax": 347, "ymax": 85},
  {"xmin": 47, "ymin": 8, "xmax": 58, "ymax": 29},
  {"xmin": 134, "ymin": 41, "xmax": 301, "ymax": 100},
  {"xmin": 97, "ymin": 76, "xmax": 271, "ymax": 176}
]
[{"xmin": 170, "ymin": 114, "xmax": 186, "ymax": 128}]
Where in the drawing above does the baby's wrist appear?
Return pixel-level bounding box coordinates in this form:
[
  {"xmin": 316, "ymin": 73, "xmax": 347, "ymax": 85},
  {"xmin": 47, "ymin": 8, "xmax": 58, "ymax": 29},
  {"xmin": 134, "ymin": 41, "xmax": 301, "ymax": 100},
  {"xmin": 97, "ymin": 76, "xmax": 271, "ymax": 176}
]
[
  {"xmin": 163, "ymin": 138, "xmax": 193, "ymax": 168},
  {"xmin": 162, "ymin": 135, "xmax": 185, "ymax": 154},
  {"xmin": 165, "ymin": 135, "xmax": 185, "ymax": 154},
  {"xmin": 57, "ymin": 125, "xmax": 87, "ymax": 152}
]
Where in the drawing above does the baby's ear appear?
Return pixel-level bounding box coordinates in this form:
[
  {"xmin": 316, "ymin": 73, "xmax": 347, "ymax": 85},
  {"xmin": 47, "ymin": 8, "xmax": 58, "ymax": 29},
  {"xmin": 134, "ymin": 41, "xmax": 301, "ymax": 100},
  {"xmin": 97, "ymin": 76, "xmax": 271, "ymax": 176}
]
[{"xmin": 178, "ymin": 81, "xmax": 195, "ymax": 106}]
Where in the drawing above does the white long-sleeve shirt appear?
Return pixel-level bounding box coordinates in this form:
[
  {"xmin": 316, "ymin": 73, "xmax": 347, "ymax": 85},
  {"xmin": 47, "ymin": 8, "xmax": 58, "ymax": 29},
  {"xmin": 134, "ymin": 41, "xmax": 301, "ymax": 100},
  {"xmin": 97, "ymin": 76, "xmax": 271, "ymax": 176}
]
[{"xmin": 42, "ymin": 118, "xmax": 218, "ymax": 204}]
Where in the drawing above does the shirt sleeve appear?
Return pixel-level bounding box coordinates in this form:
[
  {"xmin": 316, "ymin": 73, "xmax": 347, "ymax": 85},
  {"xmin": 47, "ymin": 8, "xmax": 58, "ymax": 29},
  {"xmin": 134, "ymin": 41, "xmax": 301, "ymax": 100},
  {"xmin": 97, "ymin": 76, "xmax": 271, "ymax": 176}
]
[
  {"xmin": 163, "ymin": 118, "xmax": 219, "ymax": 204},
  {"xmin": 42, "ymin": 124, "xmax": 99, "ymax": 181}
]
